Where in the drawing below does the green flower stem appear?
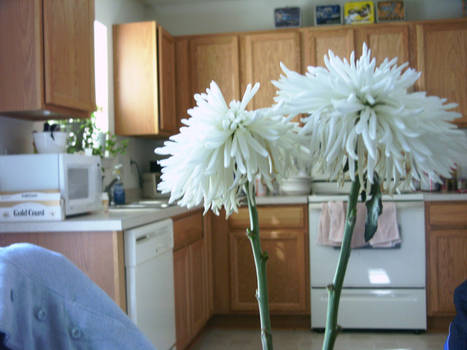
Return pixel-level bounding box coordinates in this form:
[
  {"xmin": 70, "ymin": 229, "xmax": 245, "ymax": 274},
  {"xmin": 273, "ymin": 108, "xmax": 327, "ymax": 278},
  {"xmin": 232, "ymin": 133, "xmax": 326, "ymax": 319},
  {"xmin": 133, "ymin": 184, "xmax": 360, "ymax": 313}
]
[
  {"xmin": 245, "ymin": 183, "xmax": 273, "ymax": 350},
  {"xmin": 322, "ymin": 178, "xmax": 361, "ymax": 350}
]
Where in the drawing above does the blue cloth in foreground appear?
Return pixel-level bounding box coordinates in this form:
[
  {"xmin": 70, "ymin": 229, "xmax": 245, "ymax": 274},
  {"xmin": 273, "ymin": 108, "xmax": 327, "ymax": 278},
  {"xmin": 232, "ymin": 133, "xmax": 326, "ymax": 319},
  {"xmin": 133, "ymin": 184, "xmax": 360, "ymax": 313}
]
[
  {"xmin": 0, "ymin": 243, "xmax": 156, "ymax": 350},
  {"xmin": 445, "ymin": 279, "xmax": 467, "ymax": 350}
]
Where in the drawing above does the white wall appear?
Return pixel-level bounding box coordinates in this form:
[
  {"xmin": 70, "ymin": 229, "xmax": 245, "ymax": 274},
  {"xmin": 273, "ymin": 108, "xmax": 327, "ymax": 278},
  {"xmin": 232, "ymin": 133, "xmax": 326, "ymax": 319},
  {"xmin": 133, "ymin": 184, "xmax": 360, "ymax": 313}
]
[
  {"xmin": 0, "ymin": 0, "xmax": 159, "ymax": 192},
  {"xmin": 149, "ymin": 0, "xmax": 464, "ymax": 36},
  {"xmin": 95, "ymin": 0, "xmax": 164, "ymax": 191},
  {"xmin": 0, "ymin": 117, "xmax": 42, "ymax": 155},
  {"xmin": 1, "ymin": 0, "xmax": 465, "ymax": 183}
]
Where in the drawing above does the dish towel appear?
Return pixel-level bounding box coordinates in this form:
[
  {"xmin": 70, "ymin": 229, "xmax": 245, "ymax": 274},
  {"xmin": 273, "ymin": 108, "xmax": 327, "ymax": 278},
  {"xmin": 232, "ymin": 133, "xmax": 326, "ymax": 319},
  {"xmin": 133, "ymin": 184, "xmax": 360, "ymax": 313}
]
[
  {"xmin": 369, "ymin": 202, "xmax": 401, "ymax": 248},
  {"xmin": 317, "ymin": 202, "xmax": 340, "ymax": 247},
  {"xmin": 318, "ymin": 201, "xmax": 400, "ymax": 248},
  {"xmin": 318, "ymin": 202, "xmax": 367, "ymax": 248}
]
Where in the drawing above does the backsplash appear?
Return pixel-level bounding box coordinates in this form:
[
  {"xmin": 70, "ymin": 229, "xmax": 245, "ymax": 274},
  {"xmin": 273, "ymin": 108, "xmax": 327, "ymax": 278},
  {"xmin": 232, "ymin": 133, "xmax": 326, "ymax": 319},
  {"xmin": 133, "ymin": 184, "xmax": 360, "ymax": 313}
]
[{"xmin": 0, "ymin": 116, "xmax": 42, "ymax": 155}]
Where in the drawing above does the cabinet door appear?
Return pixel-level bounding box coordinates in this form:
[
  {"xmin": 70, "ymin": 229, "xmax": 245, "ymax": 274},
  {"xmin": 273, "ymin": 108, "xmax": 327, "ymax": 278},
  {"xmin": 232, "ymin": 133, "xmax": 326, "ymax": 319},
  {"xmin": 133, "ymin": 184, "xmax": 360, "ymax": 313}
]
[
  {"xmin": 173, "ymin": 247, "xmax": 191, "ymax": 350},
  {"xmin": 302, "ymin": 27, "xmax": 354, "ymax": 69},
  {"xmin": 189, "ymin": 238, "xmax": 208, "ymax": 336},
  {"xmin": 43, "ymin": 0, "xmax": 96, "ymax": 112},
  {"xmin": 415, "ymin": 20, "xmax": 467, "ymax": 127},
  {"xmin": 0, "ymin": 231, "xmax": 126, "ymax": 310},
  {"xmin": 355, "ymin": 23, "xmax": 410, "ymax": 66},
  {"xmin": 175, "ymin": 38, "xmax": 191, "ymax": 128},
  {"xmin": 113, "ymin": 21, "xmax": 159, "ymax": 135},
  {"xmin": 158, "ymin": 25, "xmax": 178, "ymax": 134},
  {"xmin": 229, "ymin": 230, "xmax": 307, "ymax": 313},
  {"xmin": 427, "ymin": 229, "xmax": 467, "ymax": 316},
  {"xmin": 240, "ymin": 31, "xmax": 301, "ymax": 109},
  {"xmin": 190, "ymin": 35, "xmax": 240, "ymax": 103}
]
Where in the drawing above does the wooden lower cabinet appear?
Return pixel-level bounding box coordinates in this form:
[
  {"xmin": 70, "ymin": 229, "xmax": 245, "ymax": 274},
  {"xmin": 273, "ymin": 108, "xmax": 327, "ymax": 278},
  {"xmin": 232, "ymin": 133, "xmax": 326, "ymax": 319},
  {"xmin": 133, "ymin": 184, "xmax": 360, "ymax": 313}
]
[
  {"xmin": 173, "ymin": 209, "xmax": 210, "ymax": 349},
  {"xmin": 227, "ymin": 205, "xmax": 309, "ymax": 314},
  {"xmin": 173, "ymin": 247, "xmax": 192, "ymax": 350},
  {"xmin": 426, "ymin": 201, "xmax": 467, "ymax": 318},
  {"xmin": 428, "ymin": 229, "xmax": 467, "ymax": 315},
  {"xmin": 0, "ymin": 231, "xmax": 126, "ymax": 310},
  {"xmin": 229, "ymin": 229, "xmax": 307, "ymax": 313}
]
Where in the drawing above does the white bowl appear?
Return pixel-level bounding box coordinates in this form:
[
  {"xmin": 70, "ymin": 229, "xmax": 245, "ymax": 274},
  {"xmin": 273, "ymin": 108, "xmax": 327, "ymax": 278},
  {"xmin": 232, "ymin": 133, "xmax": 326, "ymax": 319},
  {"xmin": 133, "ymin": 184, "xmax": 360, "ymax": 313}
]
[
  {"xmin": 280, "ymin": 176, "xmax": 312, "ymax": 195},
  {"xmin": 33, "ymin": 131, "xmax": 67, "ymax": 153}
]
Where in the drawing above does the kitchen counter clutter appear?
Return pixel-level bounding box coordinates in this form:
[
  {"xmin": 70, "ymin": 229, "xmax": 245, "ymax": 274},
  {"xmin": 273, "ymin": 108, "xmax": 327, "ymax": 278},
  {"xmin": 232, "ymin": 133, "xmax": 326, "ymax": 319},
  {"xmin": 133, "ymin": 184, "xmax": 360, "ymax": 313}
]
[
  {"xmin": 0, "ymin": 195, "xmax": 308, "ymax": 232},
  {"xmin": 0, "ymin": 205, "xmax": 194, "ymax": 233},
  {"xmin": 1, "ymin": 193, "xmax": 466, "ymax": 233}
]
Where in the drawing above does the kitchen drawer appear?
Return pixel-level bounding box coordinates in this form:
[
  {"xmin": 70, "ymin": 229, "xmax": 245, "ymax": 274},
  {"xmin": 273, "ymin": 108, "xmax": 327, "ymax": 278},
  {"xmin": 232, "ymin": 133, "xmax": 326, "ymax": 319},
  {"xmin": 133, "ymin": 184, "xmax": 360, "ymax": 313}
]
[
  {"xmin": 173, "ymin": 209, "xmax": 203, "ymax": 250},
  {"xmin": 427, "ymin": 201, "xmax": 467, "ymax": 228},
  {"xmin": 229, "ymin": 205, "xmax": 306, "ymax": 229}
]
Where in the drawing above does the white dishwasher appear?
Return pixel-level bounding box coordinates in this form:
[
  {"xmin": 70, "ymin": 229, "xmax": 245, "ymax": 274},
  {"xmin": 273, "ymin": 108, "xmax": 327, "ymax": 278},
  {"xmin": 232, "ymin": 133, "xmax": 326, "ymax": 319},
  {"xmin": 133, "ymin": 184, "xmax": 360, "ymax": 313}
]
[{"xmin": 125, "ymin": 218, "xmax": 176, "ymax": 350}]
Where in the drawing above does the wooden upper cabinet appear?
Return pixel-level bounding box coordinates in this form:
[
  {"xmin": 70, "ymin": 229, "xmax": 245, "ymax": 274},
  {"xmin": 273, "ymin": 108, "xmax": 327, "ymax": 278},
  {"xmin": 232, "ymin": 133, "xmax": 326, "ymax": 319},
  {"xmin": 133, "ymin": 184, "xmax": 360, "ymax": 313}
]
[
  {"xmin": 302, "ymin": 27, "xmax": 355, "ymax": 70},
  {"xmin": 240, "ymin": 31, "xmax": 301, "ymax": 109},
  {"xmin": 355, "ymin": 23, "xmax": 410, "ymax": 65},
  {"xmin": 415, "ymin": 19, "xmax": 467, "ymax": 127},
  {"xmin": 189, "ymin": 35, "xmax": 240, "ymax": 103},
  {"xmin": 113, "ymin": 21, "xmax": 177, "ymax": 136},
  {"xmin": 175, "ymin": 38, "xmax": 191, "ymax": 127},
  {"xmin": 43, "ymin": 0, "xmax": 95, "ymax": 113},
  {"xmin": 0, "ymin": 0, "xmax": 96, "ymax": 119},
  {"xmin": 158, "ymin": 25, "xmax": 178, "ymax": 134}
]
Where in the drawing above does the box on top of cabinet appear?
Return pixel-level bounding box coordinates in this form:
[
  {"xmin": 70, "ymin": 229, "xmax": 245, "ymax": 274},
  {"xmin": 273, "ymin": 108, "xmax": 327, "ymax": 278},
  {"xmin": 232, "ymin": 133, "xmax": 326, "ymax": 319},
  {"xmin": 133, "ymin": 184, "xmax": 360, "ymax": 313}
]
[
  {"xmin": 376, "ymin": 1, "xmax": 405, "ymax": 22},
  {"xmin": 344, "ymin": 1, "xmax": 375, "ymax": 24}
]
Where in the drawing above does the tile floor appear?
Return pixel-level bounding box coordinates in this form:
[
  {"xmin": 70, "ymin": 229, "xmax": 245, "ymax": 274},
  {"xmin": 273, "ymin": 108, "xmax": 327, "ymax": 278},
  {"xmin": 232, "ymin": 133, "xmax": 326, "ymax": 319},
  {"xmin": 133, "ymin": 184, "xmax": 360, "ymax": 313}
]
[{"xmin": 190, "ymin": 328, "xmax": 447, "ymax": 350}]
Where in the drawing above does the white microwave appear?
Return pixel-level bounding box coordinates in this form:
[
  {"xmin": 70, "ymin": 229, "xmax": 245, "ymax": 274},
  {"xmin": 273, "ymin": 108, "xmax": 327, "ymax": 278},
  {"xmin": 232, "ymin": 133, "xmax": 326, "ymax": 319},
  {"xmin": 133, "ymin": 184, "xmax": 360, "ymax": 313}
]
[{"xmin": 0, "ymin": 154, "xmax": 102, "ymax": 216}]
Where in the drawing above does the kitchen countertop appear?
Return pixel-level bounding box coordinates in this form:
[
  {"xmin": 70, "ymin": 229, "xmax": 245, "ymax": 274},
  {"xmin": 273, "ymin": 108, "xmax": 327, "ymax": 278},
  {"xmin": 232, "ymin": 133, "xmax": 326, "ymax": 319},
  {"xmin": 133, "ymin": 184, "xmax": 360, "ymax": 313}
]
[
  {"xmin": 1, "ymin": 192, "xmax": 465, "ymax": 233},
  {"xmin": 0, "ymin": 205, "xmax": 198, "ymax": 233},
  {"xmin": 309, "ymin": 192, "xmax": 467, "ymax": 202}
]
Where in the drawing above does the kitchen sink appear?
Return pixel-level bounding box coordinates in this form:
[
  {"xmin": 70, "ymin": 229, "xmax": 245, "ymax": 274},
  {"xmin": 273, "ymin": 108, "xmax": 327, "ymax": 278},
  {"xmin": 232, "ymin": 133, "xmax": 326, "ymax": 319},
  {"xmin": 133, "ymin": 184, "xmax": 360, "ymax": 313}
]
[{"xmin": 110, "ymin": 199, "xmax": 173, "ymax": 210}]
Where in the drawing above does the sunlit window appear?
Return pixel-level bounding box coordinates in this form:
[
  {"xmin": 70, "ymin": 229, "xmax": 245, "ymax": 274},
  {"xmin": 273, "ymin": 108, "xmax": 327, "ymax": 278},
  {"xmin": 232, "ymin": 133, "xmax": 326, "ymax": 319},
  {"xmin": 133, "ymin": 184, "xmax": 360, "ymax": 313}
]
[{"xmin": 94, "ymin": 20, "xmax": 108, "ymax": 132}]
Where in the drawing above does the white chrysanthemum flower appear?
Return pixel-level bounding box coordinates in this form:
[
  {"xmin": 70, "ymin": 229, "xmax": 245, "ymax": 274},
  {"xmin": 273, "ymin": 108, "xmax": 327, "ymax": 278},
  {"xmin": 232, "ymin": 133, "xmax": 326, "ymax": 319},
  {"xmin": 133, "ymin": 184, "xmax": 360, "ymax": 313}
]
[
  {"xmin": 273, "ymin": 43, "xmax": 467, "ymax": 193},
  {"xmin": 155, "ymin": 81, "xmax": 303, "ymax": 217}
]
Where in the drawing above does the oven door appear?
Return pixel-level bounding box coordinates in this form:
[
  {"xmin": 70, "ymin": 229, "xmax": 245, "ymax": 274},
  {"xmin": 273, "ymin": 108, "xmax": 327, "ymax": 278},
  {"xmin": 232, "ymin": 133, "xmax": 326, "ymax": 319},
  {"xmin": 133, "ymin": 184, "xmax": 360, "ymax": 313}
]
[
  {"xmin": 309, "ymin": 200, "xmax": 425, "ymax": 288},
  {"xmin": 311, "ymin": 288, "xmax": 427, "ymax": 329}
]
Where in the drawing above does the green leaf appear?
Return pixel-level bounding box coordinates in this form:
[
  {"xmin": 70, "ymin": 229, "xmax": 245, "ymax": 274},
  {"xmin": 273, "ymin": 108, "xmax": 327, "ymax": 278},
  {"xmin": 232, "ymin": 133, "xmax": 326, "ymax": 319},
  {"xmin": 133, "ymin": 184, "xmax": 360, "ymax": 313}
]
[{"xmin": 365, "ymin": 175, "xmax": 382, "ymax": 242}]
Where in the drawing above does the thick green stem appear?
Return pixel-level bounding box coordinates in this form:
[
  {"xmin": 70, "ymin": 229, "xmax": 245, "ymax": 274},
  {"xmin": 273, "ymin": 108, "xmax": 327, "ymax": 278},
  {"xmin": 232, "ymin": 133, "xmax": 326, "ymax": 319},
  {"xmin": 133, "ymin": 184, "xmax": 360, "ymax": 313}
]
[
  {"xmin": 245, "ymin": 183, "xmax": 273, "ymax": 350},
  {"xmin": 322, "ymin": 178, "xmax": 361, "ymax": 350}
]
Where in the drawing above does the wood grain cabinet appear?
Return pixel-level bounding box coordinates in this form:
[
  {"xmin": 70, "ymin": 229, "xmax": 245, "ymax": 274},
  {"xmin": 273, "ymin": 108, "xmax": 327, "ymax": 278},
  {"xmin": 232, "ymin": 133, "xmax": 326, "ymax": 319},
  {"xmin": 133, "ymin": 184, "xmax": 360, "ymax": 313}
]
[
  {"xmin": 172, "ymin": 209, "xmax": 211, "ymax": 350},
  {"xmin": 113, "ymin": 21, "xmax": 177, "ymax": 136},
  {"xmin": 0, "ymin": 231, "xmax": 126, "ymax": 310},
  {"xmin": 302, "ymin": 27, "xmax": 355, "ymax": 69},
  {"xmin": 355, "ymin": 23, "xmax": 411, "ymax": 65},
  {"xmin": 228, "ymin": 205, "xmax": 308, "ymax": 314},
  {"xmin": 425, "ymin": 201, "xmax": 467, "ymax": 317},
  {"xmin": 0, "ymin": 0, "xmax": 96, "ymax": 119},
  {"xmin": 415, "ymin": 19, "xmax": 467, "ymax": 127},
  {"xmin": 240, "ymin": 31, "xmax": 301, "ymax": 109}
]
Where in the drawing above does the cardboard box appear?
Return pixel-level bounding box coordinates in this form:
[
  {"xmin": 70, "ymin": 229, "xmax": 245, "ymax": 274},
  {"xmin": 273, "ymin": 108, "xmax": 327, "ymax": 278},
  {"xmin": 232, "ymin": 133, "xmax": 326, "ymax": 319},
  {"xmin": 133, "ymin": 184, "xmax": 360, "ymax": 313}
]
[
  {"xmin": 344, "ymin": 1, "xmax": 375, "ymax": 24},
  {"xmin": 377, "ymin": 1, "xmax": 405, "ymax": 22},
  {"xmin": 274, "ymin": 7, "xmax": 301, "ymax": 28},
  {"xmin": 315, "ymin": 5, "xmax": 342, "ymax": 26},
  {"xmin": 0, "ymin": 191, "xmax": 65, "ymax": 221}
]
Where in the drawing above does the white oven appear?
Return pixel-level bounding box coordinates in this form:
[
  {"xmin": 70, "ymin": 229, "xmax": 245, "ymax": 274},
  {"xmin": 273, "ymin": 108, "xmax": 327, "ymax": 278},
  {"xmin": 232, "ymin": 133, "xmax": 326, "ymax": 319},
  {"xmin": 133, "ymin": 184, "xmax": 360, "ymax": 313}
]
[{"xmin": 309, "ymin": 193, "xmax": 427, "ymax": 330}]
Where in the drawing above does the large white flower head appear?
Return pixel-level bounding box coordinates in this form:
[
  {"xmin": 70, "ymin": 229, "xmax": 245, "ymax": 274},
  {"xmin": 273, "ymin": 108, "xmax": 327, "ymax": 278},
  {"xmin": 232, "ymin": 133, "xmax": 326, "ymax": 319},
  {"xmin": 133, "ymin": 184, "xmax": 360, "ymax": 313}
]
[
  {"xmin": 273, "ymin": 43, "xmax": 467, "ymax": 193},
  {"xmin": 156, "ymin": 81, "xmax": 303, "ymax": 217}
]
